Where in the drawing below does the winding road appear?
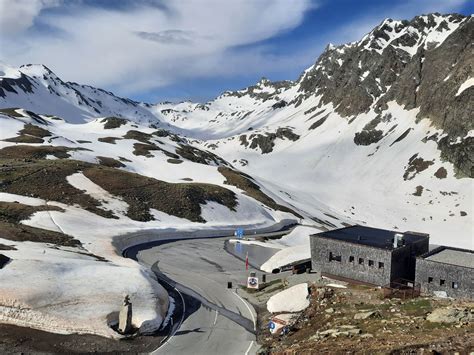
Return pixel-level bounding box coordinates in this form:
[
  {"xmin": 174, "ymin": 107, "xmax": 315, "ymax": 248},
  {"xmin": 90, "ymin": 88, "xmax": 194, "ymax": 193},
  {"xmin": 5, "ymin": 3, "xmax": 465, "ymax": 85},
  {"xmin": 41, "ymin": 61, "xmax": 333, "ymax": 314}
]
[{"xmin": 121, "ymin": 225, "xmax": 295, "ymax": 355}]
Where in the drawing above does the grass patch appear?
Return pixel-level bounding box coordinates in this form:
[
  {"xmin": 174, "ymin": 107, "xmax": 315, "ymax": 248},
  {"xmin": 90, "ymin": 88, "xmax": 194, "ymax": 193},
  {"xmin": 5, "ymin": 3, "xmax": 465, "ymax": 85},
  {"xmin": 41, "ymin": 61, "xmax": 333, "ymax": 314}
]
[
  {"xmin": 167, "ymin": 158, "xmax": 183, "ymax": 164},
  {"xmin": 101, "ymin": 117, "xmax": 128, "ymax": 129},
  {"xmin": 400, "ymin": 299, "xmax": 432, "ymax": 316},
  {"xmin": 0, "ymin": 201, "xmax": 80, "ymax": 247},
  {"xmin": 0, "ymin": 159, "xmax": 115, "ymax": 219},
  {"xmin": 132, "ymin": 142, "xmax": 179, "ymax": 159},
  {"xmin": 3, "ymin": 124, "xmax": 52, "ymax": 144},
  {"xmin": 98, "ymin": 137, "xmax": 122, "ymax": 144},
  {"xmin": 0, "ymin": 108, "xmax": 22, "ymax": 117},
  {"xmin": 123, "ymin": 130, "xmax": 153, "ymax": 143},
  {"xmin": 218, "ymin": 167, "xmax": 302, "ymax": 218},
  {"xmin": 176, "ymin": 145, "xmax": 225, "ymax": 165},
  {"xmin": 97, "ymin": 156, "xmax": 125, "ymax": 168},
  {"xmin": 0, "ymin": 145, "xmax": 88, "ymax": 160},
  {"xmin": 83, "ymin": 166, "xmax": 237, "ymax": 222},
  {"xmin": 4, "ymin": 135, "xmax": 44, "ymax": 144}
]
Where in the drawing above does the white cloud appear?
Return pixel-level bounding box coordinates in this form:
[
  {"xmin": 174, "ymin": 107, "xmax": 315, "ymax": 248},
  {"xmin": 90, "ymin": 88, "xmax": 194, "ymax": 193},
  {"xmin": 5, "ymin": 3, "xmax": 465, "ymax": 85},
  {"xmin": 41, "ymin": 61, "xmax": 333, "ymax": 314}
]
[
  {"xmin": 0, "ymin": 0, "xmax": 60, "ymax": 35},
  {"xmin": 0, "ymin": 0, "xmax": 468, "ymax": 98},
  {"xmin": 0, "ymin": 0, "xmax": 314, "ymax": 95}
]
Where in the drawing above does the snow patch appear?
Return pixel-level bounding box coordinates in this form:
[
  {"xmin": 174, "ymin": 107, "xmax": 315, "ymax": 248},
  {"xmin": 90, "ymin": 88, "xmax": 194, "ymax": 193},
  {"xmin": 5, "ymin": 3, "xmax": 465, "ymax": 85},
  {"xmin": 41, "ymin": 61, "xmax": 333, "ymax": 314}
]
[{"xmin": 267, "ymin": 283, "xmax": 310, "ymax": 313}]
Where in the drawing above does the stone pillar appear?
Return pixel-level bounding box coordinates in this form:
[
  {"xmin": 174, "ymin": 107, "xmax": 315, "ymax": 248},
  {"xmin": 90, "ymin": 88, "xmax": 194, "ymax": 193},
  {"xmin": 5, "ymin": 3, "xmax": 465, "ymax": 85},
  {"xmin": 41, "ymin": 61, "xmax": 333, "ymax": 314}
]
[{"xmin": 118, "ymin": 295, "xmax": 133, "ymax": 334}]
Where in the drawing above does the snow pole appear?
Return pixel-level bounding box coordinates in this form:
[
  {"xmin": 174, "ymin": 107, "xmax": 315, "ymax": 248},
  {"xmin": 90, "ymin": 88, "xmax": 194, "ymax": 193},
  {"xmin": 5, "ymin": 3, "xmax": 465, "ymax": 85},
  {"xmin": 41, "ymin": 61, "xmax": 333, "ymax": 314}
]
[{"xmin": 245, "ymin": 251, "xmax": 249, "ymax": 271}]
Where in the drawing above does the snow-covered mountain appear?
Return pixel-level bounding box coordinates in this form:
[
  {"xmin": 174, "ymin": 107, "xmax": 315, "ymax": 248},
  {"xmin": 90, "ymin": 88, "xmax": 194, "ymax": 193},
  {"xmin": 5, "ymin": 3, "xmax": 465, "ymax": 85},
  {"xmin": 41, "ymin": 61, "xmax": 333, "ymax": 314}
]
[
  {"xmin": 0, "ymin": 12, "xmax": 472, "ymax": 338},
  {"xmin": 0, "ymin": 13, "xmax": 472, "ymax": 247},
  {"xmin": 0, "ymin": 63, "xmax": 159, "ymax": 124},
  {"xmin": 149, "ymin": 14, "xmax": 473, "ymax": 245}
]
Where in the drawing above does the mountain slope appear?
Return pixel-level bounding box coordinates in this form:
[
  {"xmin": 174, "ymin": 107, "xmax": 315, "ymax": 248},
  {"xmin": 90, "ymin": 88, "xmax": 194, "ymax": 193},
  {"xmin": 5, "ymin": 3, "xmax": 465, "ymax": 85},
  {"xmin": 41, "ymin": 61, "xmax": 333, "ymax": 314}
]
[
  {"xmin": 0, "ymin": 63, "xmax": 159, "ymax": 124},
  {"xmin": 152, "ymin": 13, "xmax": 473, "ymax": 248}
]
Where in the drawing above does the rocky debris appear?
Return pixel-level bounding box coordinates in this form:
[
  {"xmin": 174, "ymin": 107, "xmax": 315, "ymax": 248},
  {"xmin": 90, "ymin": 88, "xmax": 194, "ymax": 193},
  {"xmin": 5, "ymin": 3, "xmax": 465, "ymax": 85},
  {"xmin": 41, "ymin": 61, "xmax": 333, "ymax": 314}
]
[
  {"xmin": 427, "ymin": 307, "xmax": 473, "ymax": 324},
  {"xmin": 118, "ymin": 295, "xmax": 133, "ymax": 334},
  {"xmin": 101, "ymin": 117, "xmax": 128, "ymax": 129},
  {"xmin": 354, "ymin": 310, "xmax": 381, "ymax": 320},
  {"xmin": 310, "ymin": 325, "xmax": 363, "ymax": 340},
  {"xmin": 272, "ymin": 100, "xmax": 287, "ymax": 109},
  {"xmin": 353, "ymin": 116, "xmax": 385, "ymax": 146},
  {"xmin": 242, "ymin": 127, "xmax": 300, "ymax": 154},
  {"xmin": 437, "ymin": 136, "xmax": 473, "ymax": 177},
  {"xmin": 434, "ymin": 166, "xmax": 448, "ymax": 179},
  {"xmin": 413, "ymin": 185, "xmax": 424, "ymax": 196},
  {"xmin": 308, "ymin": 114, "xmax": 329, "ymax": 130},
  {"xmin": 403, "ymin": 153, "xmax": 434, "ymax": 180},
  {"xmin": 176, "ymin": 144, "xmax": 226, "ymax": 166}
]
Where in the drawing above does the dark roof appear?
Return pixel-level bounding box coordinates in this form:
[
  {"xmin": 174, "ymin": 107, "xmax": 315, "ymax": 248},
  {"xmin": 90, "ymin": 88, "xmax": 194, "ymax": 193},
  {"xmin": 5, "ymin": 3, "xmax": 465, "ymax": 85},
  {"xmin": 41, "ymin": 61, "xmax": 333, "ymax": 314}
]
[
  {"xmin": 420, "ymin": 246, "xmax": 474, "ymax": 268},
  {"xmin": 311, "ymin": 225, "xmax": 429, "ymax": 250}
]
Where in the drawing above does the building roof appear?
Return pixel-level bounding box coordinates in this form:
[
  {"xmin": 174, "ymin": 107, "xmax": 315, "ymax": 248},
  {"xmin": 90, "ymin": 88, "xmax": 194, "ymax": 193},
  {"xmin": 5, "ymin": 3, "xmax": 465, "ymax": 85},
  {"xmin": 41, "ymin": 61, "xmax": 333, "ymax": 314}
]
[
  {"xmin": 311, "ymin": 225, "xmax": 429, "ymax": 250},
  {"xmin": 422, "ymin": 246, "xmax": 474, "ymax": 269}
]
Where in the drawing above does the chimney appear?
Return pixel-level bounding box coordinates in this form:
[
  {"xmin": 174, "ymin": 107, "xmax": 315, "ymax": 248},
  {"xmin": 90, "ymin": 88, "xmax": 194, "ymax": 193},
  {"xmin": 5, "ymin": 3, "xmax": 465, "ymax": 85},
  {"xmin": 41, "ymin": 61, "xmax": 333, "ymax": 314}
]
[{"xmin": 393, "ymin": 233, "xmax": 404, "ymax": 248}]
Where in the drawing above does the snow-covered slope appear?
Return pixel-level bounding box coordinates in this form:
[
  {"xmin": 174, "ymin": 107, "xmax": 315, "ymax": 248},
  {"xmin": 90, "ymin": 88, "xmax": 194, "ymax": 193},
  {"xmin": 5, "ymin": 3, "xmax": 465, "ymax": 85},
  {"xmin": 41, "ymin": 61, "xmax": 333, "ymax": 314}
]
[
  {"xmin": 0, "ymin": 12, "xmax": 472, "ymax": 339},
  {"xmin": 150, "ymin": 13, "xmax": 473, "ymax": 248},
  {"xmin": 0, "ymin": 63, "xmax": 159, "ymax": 124}
]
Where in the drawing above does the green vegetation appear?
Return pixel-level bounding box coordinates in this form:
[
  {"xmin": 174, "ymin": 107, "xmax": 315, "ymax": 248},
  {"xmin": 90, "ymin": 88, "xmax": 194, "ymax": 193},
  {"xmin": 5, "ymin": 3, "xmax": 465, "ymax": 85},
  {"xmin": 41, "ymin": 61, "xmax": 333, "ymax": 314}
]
[
  {"xmin": 0, "ymin": 201, "xmax": 80, "ymax": 247},
  {"xmin": 176, "ymin": 144, "xmax": 225, "ymax": 165},
  {"xmin": 3, "ymin": 123, "xmax": 52, "ymax": 144},
  {"xmin": 218, "ymin": 167, "xmax": 302, "ymax": 217},
  {"xmin": 400, "ymin": 298, "xmax": 433, "ymax": 316},
  {"xmin": 0, "ymin": 108, "xmax": 23, "ymax": 117},
  {"xmin": 98, "ymin": 136, "xmax": 122, "ymax": 144},
  {"xmin": 0, "ymin": 145, "xmax": 88, "ymax": 160},
  {"xmin": 83, "ymin": 166, "xmax": 237, "ymax": 222},
  {"xmin": 97, "ymin": 156, "xmax": 125, "ymax": 168},
  {"xmin": 0, "ymin": 145, "xmax": 238, "ymax": 223},
  {"xmin": 101, "ymin": 117, "xmax": 129, "ymax": 129}
]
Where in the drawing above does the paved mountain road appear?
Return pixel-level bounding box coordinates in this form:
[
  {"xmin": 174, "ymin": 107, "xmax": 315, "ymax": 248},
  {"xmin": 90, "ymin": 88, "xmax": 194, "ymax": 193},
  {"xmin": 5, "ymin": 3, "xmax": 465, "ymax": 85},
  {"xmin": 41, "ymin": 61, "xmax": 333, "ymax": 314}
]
[{"xmin": 122, "ymin": 226, "xmax": 295, "ymax": 355}]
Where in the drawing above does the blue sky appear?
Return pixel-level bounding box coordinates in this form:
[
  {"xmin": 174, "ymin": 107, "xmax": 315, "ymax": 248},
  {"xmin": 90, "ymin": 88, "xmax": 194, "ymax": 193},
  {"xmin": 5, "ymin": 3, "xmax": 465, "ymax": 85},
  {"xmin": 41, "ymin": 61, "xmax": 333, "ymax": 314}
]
[{"xmin": 0, "ymin": 0, "xmax": 472, "ymax": 103}]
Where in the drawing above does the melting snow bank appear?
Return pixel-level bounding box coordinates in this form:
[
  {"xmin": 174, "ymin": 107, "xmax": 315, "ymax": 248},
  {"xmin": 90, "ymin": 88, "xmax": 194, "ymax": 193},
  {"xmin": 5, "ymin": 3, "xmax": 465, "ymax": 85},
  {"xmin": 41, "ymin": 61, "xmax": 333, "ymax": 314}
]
[
  {"xmin": 258, "ymin": 226, "xmax": 320, "ymax": 272},
  {"xmin": 0, "ymin": 191, "xmax": 296, "ymax": 338},
  {"xmin": 0, "ymin": 239, "xmax": 168, "ymax": 338},
  {"xmin": 267, "ymin": 283, "xmax": 310, "ymax": 313}
]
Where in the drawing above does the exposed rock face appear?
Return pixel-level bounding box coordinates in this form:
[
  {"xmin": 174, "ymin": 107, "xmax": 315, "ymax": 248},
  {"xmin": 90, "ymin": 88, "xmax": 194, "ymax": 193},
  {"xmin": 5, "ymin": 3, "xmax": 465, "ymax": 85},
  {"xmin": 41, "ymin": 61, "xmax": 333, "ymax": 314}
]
[
  {"xmin": 295, "ymin": 14, "xmax": 473, "ymax": 176},
  {"xmin": 427, "ymin": 307, "xmax": 473, "ymax": 323},
  {"xmin": 240, "ymin": 127, "xmax": 300, "ymax": 154}
]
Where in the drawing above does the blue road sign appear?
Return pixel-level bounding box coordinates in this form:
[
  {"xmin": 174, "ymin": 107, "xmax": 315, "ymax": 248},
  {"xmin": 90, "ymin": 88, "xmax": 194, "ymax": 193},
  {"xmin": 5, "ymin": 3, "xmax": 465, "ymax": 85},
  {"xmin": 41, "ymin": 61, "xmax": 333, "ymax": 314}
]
[
  {"xmin": 268, "ymin": 321, "xmax": 275, "ymax": 330},
  {"xmin": 235, "ymin": 228, "xmax": 244, "ymax": 239}
]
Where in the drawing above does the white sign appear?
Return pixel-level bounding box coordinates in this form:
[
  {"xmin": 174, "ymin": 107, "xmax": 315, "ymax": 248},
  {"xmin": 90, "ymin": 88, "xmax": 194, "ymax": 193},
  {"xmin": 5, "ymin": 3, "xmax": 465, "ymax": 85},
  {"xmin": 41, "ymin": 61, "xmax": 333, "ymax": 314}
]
[{"xmin": 247, "ymin": 276, "xmax": 259, "ymax": 289}]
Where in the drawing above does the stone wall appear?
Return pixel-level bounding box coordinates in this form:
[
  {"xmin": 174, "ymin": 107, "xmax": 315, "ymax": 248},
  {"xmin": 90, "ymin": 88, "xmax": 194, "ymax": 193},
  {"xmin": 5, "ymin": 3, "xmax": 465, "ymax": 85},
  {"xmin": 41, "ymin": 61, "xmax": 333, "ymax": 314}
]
[
  {"xmin": 310, "ymin": 237, "xmax": 394, "ymax": 286},
  {"xmin": 415, "ymin": 258, "xmax": 473, "ymax": 299}
]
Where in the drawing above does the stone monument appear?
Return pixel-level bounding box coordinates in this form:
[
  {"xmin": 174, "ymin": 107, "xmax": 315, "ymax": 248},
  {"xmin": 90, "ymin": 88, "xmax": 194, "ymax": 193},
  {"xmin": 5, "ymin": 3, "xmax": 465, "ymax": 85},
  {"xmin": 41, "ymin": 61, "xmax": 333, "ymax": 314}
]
[{"xmin": 118, "ymin": 294, "xmax": 133, "ymax": 334}]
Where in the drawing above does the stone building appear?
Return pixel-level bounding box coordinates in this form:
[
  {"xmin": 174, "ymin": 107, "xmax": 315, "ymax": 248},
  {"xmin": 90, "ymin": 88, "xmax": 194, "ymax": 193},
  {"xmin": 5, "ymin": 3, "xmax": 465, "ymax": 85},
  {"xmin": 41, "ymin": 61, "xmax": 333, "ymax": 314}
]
[
  {"xmin": 310, "ymin": 226, "xmax": 429, "ymax": 286},
  {"xmin": 415, "ymin": 246, "xmax": 474, "ymax": 300}
]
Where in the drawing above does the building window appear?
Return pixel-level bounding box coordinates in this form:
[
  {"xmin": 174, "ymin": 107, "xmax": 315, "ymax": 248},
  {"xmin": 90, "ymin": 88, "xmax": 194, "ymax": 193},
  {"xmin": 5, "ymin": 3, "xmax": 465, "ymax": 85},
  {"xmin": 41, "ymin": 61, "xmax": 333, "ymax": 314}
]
[
  {"xmin": 358, "ymin": 258, "xmax": 364, "ymax": 265},
  {"xmin": 349, "ymin": 256, "xmax": 354, "ymax": 263},
  {"xmin": 440, "ymin": 279, "xmax": 445, "ymax": 286},
  {"xmin": 428, "ymin": 277, "xmax": 433, "ymax": 283},
  {"xmin": 378, "ymin": 262, "xmax": 384, "ymax": 269},
  {"xmin": 368, "ymin": 260, "xmax": 374, "ymax": 267},
  {"xmin": 452, "ymin": 282, "xmax": 458, "ymax": 289},
  {"xmin": 329, "ymin": 252, "xmax": 341, "ymax": 262}
]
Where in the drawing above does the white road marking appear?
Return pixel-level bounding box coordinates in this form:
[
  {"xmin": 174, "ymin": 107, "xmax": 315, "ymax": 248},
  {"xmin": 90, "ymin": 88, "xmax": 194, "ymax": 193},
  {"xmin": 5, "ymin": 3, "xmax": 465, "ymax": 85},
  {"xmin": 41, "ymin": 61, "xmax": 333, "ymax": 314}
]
[
  {"xmin": 245, "ymin": 340, "xmax": 254, "ymax": 355},
  {"xmin": 213, "ymin": 310, "xmax": 218, "ymax": 325},
  {"xmin": 232, "ymin": 291, "xmax": 256, "ymax": 331}
]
